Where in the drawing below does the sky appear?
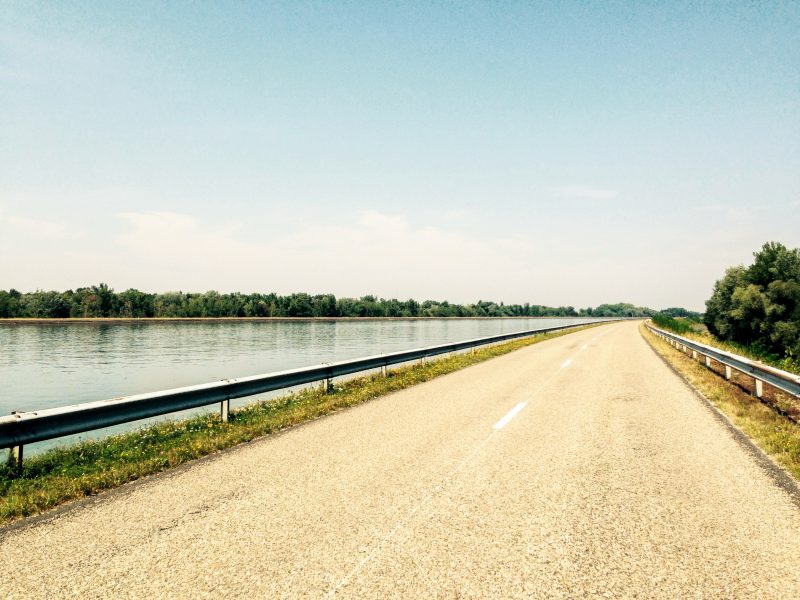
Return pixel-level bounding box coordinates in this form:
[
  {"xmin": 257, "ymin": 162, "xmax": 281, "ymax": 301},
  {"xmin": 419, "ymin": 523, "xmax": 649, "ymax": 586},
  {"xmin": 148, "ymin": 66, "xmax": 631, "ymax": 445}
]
[{"xmin": 1, "ymin": 2, "xmax": 798, "ymax": 311}]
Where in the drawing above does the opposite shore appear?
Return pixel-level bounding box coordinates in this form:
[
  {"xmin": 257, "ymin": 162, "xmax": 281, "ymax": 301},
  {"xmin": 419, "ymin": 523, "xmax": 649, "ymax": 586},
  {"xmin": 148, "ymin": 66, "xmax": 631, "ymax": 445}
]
[{"xmin": 0, "ymin": 316, "xmax": 603, "ymax": 325}]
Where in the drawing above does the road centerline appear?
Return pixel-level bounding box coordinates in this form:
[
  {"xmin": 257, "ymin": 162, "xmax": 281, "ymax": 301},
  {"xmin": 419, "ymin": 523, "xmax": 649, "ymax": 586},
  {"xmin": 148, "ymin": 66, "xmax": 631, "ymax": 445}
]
[
  {"xmin": 493, "ymin": 402, "xmax": 528, "ymax": 430},
  {"xmin": 327, "ymin": 341, "xmax": 594, "ymax": 595}
]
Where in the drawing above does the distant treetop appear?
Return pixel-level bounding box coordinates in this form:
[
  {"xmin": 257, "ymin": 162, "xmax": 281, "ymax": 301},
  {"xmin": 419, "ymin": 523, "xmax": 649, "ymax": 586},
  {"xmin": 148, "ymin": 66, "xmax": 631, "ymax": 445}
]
[{"xmin": 0, "ymin": 287, "xmax": 668, "ymax": 320}]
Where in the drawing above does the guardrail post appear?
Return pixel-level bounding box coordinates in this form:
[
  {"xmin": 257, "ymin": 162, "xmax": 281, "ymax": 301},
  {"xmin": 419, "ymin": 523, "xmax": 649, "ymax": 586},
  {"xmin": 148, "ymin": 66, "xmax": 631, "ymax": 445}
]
[
  {"xmin": 754, "ymin": 378, "xmax": 764, "ymax": 398},
  {"xmin": 692, "ymin": 350, "xmax": 698, "ymax": 360},
  {"xmin": 381, "ymin": 365, "xmax": 388, "ymax": 377},
  {"xmin": 725, "ymin": 366, "xmax": 732, "ymax": 380},
  {"xmin": 705, "ymin": 356, "xmax": 712, "ymax": 368},
  {"xmin": 318, "ymin": 364, "xmax": 333, "ymax": 394},
  {"xmin": 10, "ymin": 445, "xmax": 22, "ymax": 472},
  {"xmin": 220, "ymin": 399, "xmax": 230, "ymax": 422}
]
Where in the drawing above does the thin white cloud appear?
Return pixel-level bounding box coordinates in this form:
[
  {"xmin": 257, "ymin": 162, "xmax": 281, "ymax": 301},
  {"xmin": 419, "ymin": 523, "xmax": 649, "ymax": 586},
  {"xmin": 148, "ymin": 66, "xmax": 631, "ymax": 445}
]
[
  {"xmin": 6, "ymin": 216, "xmax": 83, "ymax": 240},
  {"xmin": 696, "ymin": 204, "xmax": 764, "ymax": 222},
  {"xmin": 0, "ymin": 65, "xmax": 33, "ymax": 83},
  {"xmin": 0, "ymin": 30, "xmax": 109, "ymax": 69},
  {"xmin": 554, "ymin": 185, "xmax": 619, "ymax": 200},
  {"xmin": 112, "ymin": 210, "xmax": 537, "ymax": 298},
  {"xmin": 442, "ymin": 209, "xmax": 475, "ymax": 221},
  {"xmin": 2, "ymin": 207, "xmax": 724, "ymax": 309}
]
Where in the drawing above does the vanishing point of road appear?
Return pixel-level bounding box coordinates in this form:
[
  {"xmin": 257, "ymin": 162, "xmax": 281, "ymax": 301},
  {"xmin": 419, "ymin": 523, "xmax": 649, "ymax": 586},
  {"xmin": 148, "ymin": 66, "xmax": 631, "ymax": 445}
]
[{"xmin": 2, "ymin": 321, "xmax": 800, "ymax": 598}]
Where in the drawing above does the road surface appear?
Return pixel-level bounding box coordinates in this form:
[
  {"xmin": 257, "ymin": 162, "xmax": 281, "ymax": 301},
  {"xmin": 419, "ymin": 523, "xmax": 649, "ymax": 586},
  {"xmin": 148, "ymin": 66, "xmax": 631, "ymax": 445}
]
[{"xmin": 2, "ymin": 321, "xmax": 799, "ymax": 598}]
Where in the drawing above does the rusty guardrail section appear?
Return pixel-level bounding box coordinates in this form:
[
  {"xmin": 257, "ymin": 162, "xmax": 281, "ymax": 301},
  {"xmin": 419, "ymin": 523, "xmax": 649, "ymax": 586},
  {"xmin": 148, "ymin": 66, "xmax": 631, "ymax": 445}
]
[
  {"xmin": 1, "ymin": 320, "xmax": 617, "ymax": 467},
  {"xmin": 645, "ymin": 322, "xmax": 800, "ymax": 402}
]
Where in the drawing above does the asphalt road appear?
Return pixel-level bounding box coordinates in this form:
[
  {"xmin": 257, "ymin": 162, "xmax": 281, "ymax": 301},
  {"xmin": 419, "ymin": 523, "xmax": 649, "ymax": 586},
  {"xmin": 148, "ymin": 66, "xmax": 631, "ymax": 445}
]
[{"xmin": 2, "ymin": 321, "xmax": 800, "ymax": 598}]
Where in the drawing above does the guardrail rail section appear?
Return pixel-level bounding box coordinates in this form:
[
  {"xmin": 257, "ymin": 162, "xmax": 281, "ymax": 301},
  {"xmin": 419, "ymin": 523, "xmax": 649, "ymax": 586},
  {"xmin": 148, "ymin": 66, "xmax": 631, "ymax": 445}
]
[
  {"xmin": 646, "ymin": 322, "xmax": 800, "ymax": 408},
  {"xmin": 1, "ymin": 320, "xmax": 619, "ymax": 469}
]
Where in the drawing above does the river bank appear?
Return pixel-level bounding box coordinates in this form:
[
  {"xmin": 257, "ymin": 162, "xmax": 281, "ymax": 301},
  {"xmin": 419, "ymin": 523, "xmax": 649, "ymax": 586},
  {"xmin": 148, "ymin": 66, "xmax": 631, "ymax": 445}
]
[{"xmin": 1, "ymin": 315, "xmax": 592, "ymax": 325}]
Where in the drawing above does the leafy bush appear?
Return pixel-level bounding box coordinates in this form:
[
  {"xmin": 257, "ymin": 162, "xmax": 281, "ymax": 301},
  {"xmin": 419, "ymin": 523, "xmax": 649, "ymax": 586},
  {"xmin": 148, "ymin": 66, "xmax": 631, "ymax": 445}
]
[
  {"xmin": 705, "ymin": 242, "xmax": 800, "ymax": 359},
  {"xmin": 652, "ymin": 313, "xmax": 696, "ymax": 335}
]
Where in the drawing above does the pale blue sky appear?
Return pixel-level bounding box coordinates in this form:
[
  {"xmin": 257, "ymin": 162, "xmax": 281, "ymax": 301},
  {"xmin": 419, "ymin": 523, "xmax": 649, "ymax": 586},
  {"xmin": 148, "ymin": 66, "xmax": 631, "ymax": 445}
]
[{"xmin": 1, "ymin": 1, "xmax": 798, "ymax": 310}]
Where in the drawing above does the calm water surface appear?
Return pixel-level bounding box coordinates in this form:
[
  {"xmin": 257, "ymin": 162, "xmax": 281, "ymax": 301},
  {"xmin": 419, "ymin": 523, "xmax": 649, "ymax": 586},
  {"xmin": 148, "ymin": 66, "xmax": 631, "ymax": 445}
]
[{"xmin": 1, "ymin": 318, "xmax": 601, "ymax": 451}]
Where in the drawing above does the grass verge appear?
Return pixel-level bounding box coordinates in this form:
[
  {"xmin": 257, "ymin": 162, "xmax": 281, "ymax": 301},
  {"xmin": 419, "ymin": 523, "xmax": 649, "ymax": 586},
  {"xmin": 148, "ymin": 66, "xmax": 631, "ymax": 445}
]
[
  {"xmin": 641, "ymin": 323, "xmax": 800, "ymax": 482},
  {"xmin": 0, "ymin": 323, "xmax": 604, "ymax": 525}
]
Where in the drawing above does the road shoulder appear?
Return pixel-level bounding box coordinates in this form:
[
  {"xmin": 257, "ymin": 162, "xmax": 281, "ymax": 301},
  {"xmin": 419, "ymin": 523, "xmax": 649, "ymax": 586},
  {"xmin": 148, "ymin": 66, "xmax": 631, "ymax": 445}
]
[{"xmin": 641, "ymin": 323, "xmax": 800, "ymax": 505}]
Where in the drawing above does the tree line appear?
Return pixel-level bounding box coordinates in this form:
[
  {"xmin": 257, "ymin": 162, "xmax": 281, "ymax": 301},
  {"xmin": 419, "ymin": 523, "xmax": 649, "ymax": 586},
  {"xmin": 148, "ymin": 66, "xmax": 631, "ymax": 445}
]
[
  {"xmin": 0, "ymin": 287, "xmax": 658, "ymax": 319},
  {"xmin": 705, "ymin": 242, "xmax": 800, "ymax": 360}
]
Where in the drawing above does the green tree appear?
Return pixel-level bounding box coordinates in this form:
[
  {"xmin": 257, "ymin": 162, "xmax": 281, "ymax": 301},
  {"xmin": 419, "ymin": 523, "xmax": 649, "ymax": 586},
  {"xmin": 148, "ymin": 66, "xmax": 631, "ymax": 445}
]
[
  {"xmin": 0, "ymin": 289, "xmax": 22, "ymax": 317},
  {"xmin": 286, "ymin": 293, "xmax": 313, "ymax": 317},
  {"xmin": 704, "ymin": 242, "xmax": 800, "ymax": 358},
  {"xmin": 19, "ymin": 290, "xmax": 70, "ymax": 318}
]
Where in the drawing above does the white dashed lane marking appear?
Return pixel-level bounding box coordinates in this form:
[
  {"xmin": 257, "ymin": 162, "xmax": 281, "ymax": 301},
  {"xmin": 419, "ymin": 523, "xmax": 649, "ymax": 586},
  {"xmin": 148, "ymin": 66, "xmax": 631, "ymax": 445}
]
[{"xmin": 493, "ymin": 402, "xmax": 528, "ymax": 430}]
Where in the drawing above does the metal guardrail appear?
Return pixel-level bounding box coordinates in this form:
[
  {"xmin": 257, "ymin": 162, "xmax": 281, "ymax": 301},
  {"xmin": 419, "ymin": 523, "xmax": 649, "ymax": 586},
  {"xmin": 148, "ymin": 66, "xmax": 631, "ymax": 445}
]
[
  {"xmin": 1, "ymin": 320, "xmax": 616, "ymax": 466},
  {"xmin": 645, "ymin": 322, "xmax": 800, "ymax": 400}
]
